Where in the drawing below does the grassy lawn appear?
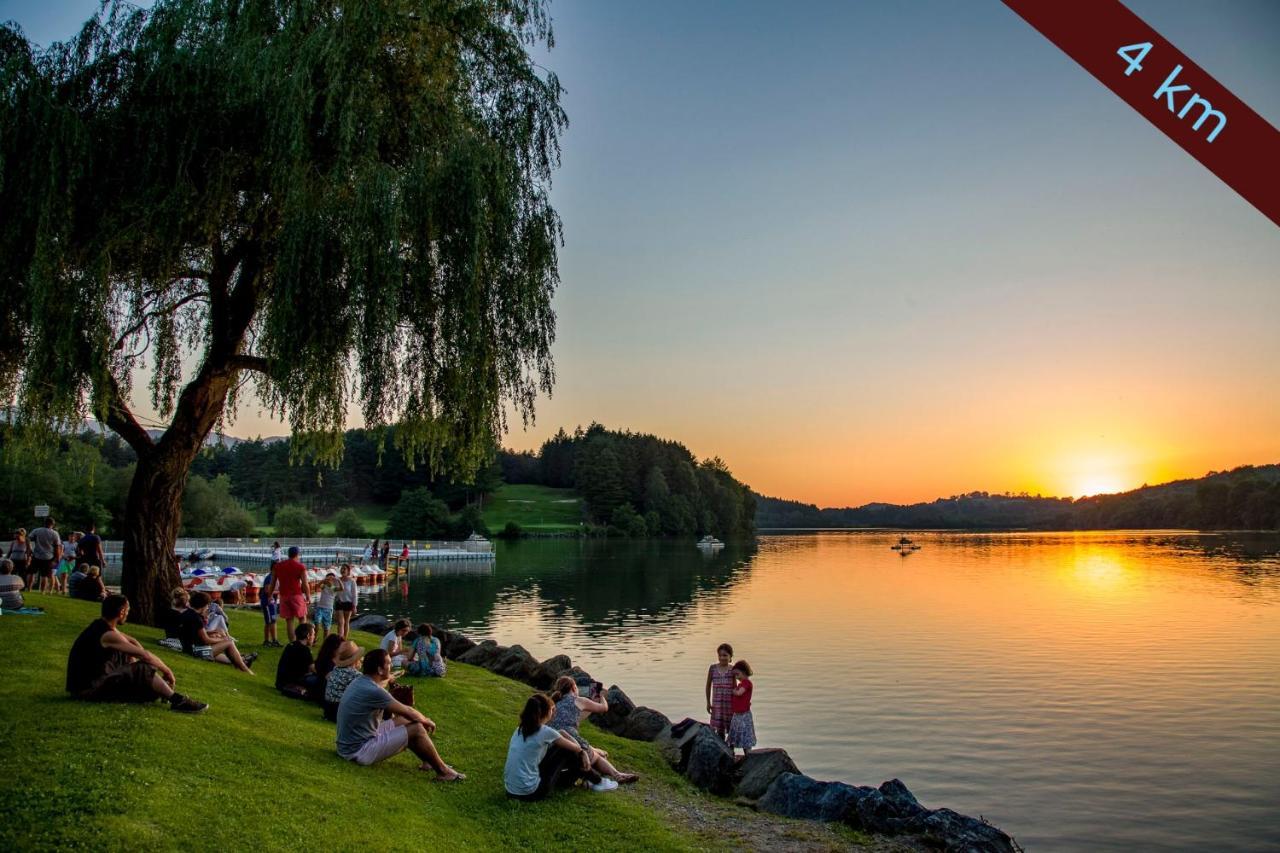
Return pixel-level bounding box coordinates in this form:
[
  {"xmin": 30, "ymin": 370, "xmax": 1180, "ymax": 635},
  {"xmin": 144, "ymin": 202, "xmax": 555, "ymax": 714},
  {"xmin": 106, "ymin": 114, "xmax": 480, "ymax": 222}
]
[
  {"xmin": 483, "ymin": 484, "xmax": 583, "ymax": 533},
  {"xmin": 251, "ymin": 504, "xmax": 392, "ymax": 538},
  {"xmin": 0, "ymin": 598, "xmax": 877, "ymax": 852}
]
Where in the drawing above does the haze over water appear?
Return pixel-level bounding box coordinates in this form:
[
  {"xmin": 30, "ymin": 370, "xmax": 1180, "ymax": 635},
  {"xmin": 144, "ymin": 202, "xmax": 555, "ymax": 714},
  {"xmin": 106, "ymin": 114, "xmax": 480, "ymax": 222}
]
[{"xmin": 366, "ymin": 531, "xmax": 1280, "ymax": 852}]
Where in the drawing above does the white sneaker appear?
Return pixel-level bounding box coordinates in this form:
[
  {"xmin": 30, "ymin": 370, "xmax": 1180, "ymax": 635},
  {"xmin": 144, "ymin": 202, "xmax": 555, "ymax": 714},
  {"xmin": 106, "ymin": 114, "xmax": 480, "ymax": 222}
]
[{"xmin": 588, "ymin": 778, "xmax": 619, "ymax": 793}]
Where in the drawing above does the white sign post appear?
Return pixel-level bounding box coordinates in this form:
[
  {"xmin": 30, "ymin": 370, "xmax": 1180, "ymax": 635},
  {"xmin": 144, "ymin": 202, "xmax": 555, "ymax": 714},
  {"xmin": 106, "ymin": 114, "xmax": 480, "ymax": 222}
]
[{"xmin": 34, "ymin": 504, "xmax": 50, "ymax": 519}]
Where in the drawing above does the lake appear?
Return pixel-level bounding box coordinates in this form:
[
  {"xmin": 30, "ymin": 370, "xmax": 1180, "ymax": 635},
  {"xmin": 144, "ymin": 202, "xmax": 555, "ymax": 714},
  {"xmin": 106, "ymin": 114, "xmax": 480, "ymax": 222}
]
[{"xmin": 359, "ymin": 531, "xmax": 1280, "ymax": 851}]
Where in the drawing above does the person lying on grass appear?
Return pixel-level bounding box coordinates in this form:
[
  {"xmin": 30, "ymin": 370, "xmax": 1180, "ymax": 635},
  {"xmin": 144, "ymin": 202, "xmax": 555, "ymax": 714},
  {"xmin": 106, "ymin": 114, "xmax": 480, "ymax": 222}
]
[
  {"xmin": 66, "ymin": 594, "xmax": 207, "ymax": 713},
  {"xmin": 335, "ymin": 648, "xmax": 465, "ymax": 781},
  {"xmin": 179, "ymin": 591, "xmax": 257, "ymax": 673},
  {"xmin": 276, "ymin": 621, "xmax": 322, "ymax": 701},
  {"xmin": 549, "ymin": 676, "xmax": 639, "ymax": 784},
  {"xmin": 504, "ymin": 693, "xmax": 615, "ymax": 800}
]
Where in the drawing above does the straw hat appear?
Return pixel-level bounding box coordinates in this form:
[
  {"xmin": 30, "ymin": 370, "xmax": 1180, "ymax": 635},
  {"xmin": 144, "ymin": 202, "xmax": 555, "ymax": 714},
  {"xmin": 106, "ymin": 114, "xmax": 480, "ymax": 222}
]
[{"xmin": 334, "ymin": 641, "xmax": 364, "ymax": 668}]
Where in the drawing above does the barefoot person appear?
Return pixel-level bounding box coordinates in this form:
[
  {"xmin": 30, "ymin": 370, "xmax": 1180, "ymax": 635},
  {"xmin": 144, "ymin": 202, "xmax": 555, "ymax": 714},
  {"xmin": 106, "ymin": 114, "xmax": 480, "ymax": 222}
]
[
  {"xmin": 335, "ymin": 649, "xmax": 464, "ymax": 781},
  {"xmin": 66, "ymin": 594, "xmax": 207, "ymax": 713},
  {"xmin": 504, "ymin": 693, "xmax": 613, "ymax": 800},
  {"xmin": 705, "ymin": 642, "xmax": 735, "ymax": 741},
  {"xmin": 549, "ymin": 676, "xmax": 638, "ymax": 784},
  {"xmin": 728, "ymin": 660, "xmax": 757, "ymax": 756}
]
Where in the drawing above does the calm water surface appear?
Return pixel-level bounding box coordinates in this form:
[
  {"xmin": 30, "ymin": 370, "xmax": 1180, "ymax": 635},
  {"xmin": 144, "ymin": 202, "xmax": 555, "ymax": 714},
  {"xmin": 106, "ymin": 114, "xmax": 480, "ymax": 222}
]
[{"xmin": 363, "ymin": 531, "xmax": 1280, "ymax": 852}]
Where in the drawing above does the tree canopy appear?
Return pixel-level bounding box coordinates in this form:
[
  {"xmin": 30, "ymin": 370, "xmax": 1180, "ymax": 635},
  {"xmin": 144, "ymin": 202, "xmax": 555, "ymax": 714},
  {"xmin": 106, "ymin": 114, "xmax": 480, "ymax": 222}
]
[
  {"xmin": 0, "ymin": 0, "xmax": 566, "ymax": 621},
  {"xmin": 1, "ymin": 0, "xmax": 564, "ymax": 469}
]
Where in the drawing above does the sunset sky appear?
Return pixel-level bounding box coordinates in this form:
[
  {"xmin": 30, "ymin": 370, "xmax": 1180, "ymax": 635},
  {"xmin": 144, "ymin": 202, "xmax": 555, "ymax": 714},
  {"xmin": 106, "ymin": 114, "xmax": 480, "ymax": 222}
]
[{"xmin": 5, "ymin": 0, "xmax": 1279, "ymax": 506}]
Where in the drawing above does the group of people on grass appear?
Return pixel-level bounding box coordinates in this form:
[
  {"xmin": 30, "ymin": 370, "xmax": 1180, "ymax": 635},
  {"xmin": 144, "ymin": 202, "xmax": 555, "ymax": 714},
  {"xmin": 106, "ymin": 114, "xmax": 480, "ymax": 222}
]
[
  {"xmin": 4, "ymin": 518, "xmax": 110, "ymax": 608},
  {"xmin": 51, "ymin": 540, "xmax": 761, "ymax": 802}
]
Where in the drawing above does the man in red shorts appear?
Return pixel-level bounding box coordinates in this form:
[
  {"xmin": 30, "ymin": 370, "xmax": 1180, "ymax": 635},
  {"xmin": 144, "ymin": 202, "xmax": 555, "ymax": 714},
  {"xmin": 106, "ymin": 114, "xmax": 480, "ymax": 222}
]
[{"xmin": 267, "ymin": 545, "xmax": 310, "ymax": 642}]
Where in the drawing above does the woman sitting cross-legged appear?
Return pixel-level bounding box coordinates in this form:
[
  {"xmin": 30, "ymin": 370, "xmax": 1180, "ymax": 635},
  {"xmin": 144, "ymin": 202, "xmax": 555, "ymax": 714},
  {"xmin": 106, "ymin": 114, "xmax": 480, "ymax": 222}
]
[
  {"xmin": 406, "ymin": 623, "xmax": 446, "ymax": 678},
  {"xmin": 179, "ymin": 591, "xmax": 257, "ymax": 674},
  {"xmin": 549, "ymin": 676, "xmax": 639, "ymax": 784},
  {"xmin": 504, "ymin": 693, "xmax": 616, "ymax": 801}
]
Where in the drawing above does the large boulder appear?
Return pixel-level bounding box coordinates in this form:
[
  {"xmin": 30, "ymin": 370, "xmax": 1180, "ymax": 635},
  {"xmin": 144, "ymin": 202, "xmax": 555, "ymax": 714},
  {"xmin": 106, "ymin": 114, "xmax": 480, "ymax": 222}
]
[
  {"xmin": 877, "ymin": 778, "xmax": 927, "ymax": 820},
  {"xmin": 683, "ymin": 725, "xmax": 735, "ymax": 795},
  {"xmin": 456, "ymin": 640, "xmax": 506, "ymax": 669},
  {"xmin": 350, "ymin": 613, "xmax": 390, "ymax": 636},
  {"xmin": 652, "ymin": 718, "xmax": 706, "ymax": 768},
  {"xmin": 428, "ymin": 625, "xmax": 476, "ymax": 659},
  {"xmin": 588, "ymin": 685, "xmax": 637, "ymax": 735},
  {"xmin": 620, "ymin": 706, "xmax": 671, "ymax": 741},
  {"xmin": 531, "ymin": 654, "xmax": 573, "ymax": 689},
  {"xmin": 757, "ymin": 773, "xmax": 882, "ymax": 823},
  {"xmin": 733, "ymin": 748, "xmax": 801, "ymax": 801},
  {"xmin": 899, "ymin": 808, "xmax": 1016, "ymax": 853},
  {"xmin": 490, "ymin": 644, "xmax": 539, "ymax": 683}
]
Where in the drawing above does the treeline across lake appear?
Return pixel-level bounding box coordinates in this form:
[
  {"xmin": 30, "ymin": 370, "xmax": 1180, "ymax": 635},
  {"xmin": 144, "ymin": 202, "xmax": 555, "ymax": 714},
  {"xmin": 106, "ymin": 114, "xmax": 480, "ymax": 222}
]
[
  {"xmin": 498, "ymin": 424, "xmax": 756, "ymax": 538},
  {"xmin": 757, "ymin": 464, "xmax": 1280, "ymax": 531}
]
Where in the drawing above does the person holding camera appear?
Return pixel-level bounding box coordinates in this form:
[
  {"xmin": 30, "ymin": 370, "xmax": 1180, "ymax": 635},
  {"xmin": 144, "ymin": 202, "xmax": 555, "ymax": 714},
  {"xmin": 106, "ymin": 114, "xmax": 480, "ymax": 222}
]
[{"xmin": 549, "ymin": 676, "xmax": 640, "ymax": 784}]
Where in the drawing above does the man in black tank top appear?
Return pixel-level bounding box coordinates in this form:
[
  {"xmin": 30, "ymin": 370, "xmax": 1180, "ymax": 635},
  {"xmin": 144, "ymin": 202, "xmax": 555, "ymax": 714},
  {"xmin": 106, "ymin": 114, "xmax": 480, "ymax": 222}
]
[{"xmin": 66, "ymin": 595, "xmax": 207, "ymax": 713}]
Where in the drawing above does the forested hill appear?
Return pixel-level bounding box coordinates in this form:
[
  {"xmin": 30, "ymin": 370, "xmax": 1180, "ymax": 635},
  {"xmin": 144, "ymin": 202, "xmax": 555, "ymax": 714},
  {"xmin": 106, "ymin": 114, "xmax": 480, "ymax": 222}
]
[
  {"xmin": 499, "ymin": 424, "xmax": 756, "ymax": 537},
  {"xmin": 756, "ymin": 464, "xmax": 1280, "ymax": 531}
]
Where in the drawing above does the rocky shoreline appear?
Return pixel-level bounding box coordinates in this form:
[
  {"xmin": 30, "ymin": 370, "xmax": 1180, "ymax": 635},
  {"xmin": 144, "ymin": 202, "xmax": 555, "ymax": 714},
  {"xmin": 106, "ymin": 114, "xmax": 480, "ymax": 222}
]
[{"xmin": 349, "ymin": 614, "xmax": 1020, "ymax": 853}]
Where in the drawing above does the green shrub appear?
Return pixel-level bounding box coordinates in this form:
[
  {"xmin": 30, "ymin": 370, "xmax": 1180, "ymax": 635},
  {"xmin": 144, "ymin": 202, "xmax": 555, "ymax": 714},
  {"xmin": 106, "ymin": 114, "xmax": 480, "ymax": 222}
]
[
  {"xmin": 500, "ymin": 520, "xmax": 523, "ymax": 539},
  {"xmin": 332, "ymin": 508, "xmax": 366, "ymax": 538},
  {"xmin": 385, "ymin": 488, "xmax": 451, "ymax": 539},
  {"xmin": 274, "ymin": 504, "xmax": 320, "ymax": 538}
]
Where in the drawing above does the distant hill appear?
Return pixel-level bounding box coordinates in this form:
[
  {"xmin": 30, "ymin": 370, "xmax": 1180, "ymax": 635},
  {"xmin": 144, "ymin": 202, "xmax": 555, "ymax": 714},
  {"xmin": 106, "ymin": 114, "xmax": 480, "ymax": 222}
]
[{"xmin": 756, "ymin": 464, "xmax": 1280, "ymax": 531}]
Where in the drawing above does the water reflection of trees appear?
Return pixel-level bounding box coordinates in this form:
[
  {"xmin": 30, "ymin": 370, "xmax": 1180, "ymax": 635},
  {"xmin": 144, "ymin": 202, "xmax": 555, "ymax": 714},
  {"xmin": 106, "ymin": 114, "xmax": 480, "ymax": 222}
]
[{"xmin": 366, "ymin": 538, "xmax": 758, "ymax": 634}]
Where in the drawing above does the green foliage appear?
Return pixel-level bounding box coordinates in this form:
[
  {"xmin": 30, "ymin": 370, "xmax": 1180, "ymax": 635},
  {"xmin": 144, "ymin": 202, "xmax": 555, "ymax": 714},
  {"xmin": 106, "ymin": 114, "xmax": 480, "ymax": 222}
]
[
  {"xmin": 181, "ymin": 474, "xmax": 255, "ymax": 537},
  {"xmin": 500, "ymin": 520, "xmax": 523, "ymax": 539},
  {"xmin": 331, "ymin": 508, "xmax": 367, "ymax": 539},
  {"xmin": 498, "ymin": 424, "xmax": 757, "ymax": 537},
  {"xmin": 481, "ymin": 483, "xmax": 582, "ymax": 533},
  {"xmin": 451, "ymin": 504, "xmax": 490, "ymax": 539},
  {"xmin": 385, "ymin": 487, "xmax": 452, "ymax": 540},
  {"xmin": 273, "ymin": 504, "xmax": 319, "ymax": 538},
  {"xmin": 0, "ymin": 427, "xmax": 128, "ymax": 535},
  {"xmin": 610, "ymin": 503, "xmax": 648, "ymax": 538},
  {"xmin": 1, "ymin": 0, "xmax": 565, "ymax": 475}
]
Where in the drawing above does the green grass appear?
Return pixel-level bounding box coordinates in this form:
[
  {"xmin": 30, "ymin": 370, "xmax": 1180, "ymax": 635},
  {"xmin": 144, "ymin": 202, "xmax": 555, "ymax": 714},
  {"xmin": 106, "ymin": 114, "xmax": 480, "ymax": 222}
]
[
  {"xmin": 250, "ymin": 504, "xmax": 392, "ymax": 537},
  {"xmin": 0, "ymin": 598, "xmax": 703, "ymax": 852},
  {"xmin": 483, "ymin": 484, "xmax": 583, "ymax": 533}
]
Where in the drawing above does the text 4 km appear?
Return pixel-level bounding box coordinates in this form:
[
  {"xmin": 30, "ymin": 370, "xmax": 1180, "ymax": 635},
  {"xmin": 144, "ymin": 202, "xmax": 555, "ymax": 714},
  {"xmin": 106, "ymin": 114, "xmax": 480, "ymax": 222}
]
[{"xmin": 1117, "ymin": 43, "xmax": 1226, "ymax": 142}]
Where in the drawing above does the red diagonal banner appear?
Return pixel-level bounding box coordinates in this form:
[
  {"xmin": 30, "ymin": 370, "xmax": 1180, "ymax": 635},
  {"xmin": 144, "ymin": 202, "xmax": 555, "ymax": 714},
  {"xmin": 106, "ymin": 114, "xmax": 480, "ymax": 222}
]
[{"xmin": 1002, "ymin": 0, "xmax": 1280, "ymax": 229}]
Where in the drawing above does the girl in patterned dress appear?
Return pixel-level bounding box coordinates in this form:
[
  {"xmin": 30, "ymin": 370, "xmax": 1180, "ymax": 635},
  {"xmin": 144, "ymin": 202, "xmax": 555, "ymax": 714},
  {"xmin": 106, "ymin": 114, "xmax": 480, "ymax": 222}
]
[
  {"xmin": 705, "ymin": 642, "xmax": 735, "ymax": 739},
  {"xmin": 727, "ymin": 660, "xmax": 756, "ymax": 754}
]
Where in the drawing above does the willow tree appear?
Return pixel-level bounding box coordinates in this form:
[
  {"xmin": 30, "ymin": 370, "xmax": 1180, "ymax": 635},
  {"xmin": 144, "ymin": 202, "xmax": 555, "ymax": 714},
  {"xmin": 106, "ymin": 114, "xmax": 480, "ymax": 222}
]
[{"xmin": 0, "ymin": 0, "xmax": 564, "ymax": 623}]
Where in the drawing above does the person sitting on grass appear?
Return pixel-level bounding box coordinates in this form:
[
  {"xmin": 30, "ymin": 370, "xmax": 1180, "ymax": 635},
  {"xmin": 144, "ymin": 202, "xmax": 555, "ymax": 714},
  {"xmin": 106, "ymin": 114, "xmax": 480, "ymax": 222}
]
[
  {"xmin": 335, "ymin": 648, "xmax": 465, "ymax": 781},
  {"xmin": 0, "ymin": 558, "xmax": 27, "ymax": 611},
  {"xmin": 204, "ymin": 597, "xmax": 231, "ymax": 638},
  {"xmin": 315, "ymin": 632, "xmax": 343, "ymax": 682},
  {"xmin": 406, "ymin": 624, "xmax": 447, "ymax": 678},
  {"xmin": 549, "ymin": 676, "xmax": 639, "ymax": 784},
  {"xmin": 180, "ymin": 591, "xmax": 257, "ymax": 673},
  {"xmin": 323, "ymin": 640, "xmax": 363, "ymax": 722},
  {"xmin": 66, "ymin": 594, "xmax": 207, "ymax": 713},
  {"xmin": 380, "ymin": 619, "xmax": 411, "ymax": 667},
  {"xmin": 276, "ymin": 621, "xmax": 322, "ymax": 700},
  {"xmin": 70, "ymin": 565, "xmax": 108, "ymax": 603},
  {"xmin": 504, "ymin": 693, "xmax": 614, "ymax": 800}
]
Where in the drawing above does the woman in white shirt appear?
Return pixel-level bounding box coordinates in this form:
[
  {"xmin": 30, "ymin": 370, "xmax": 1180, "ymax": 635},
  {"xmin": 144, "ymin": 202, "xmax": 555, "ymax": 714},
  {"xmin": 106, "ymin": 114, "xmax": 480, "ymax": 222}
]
[
  {"xmin": 504, "ymin": 694, "xmax": 615, "ymax": 800},
  {"xmin": 334, "ymin": 563, "xmax": 358, "ymax": 639}
]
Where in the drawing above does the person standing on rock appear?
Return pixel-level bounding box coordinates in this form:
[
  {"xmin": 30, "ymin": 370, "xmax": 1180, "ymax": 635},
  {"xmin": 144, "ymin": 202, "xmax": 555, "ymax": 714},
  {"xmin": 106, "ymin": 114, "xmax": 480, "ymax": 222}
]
[
  {"xmin": 727, "ymin": 660, "xmax": 756, "ymax": 755},
  {"xmin": 705, "ymin": 642, "xmax": 735, "ymax": 741}
]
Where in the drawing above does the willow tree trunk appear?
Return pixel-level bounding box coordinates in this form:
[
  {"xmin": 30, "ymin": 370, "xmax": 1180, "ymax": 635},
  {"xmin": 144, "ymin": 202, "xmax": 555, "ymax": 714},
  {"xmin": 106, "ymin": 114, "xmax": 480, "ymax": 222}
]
[{"xmin": 120, "ymin": 448, "xmax": 191, "ymax": 625}]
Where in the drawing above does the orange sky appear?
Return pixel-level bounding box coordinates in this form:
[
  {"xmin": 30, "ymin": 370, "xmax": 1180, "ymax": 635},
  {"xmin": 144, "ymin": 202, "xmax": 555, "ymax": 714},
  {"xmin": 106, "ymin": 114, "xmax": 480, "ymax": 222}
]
[{"xmin": 113, "ymin": 1, "xmax": 1280, "ymax": 508}]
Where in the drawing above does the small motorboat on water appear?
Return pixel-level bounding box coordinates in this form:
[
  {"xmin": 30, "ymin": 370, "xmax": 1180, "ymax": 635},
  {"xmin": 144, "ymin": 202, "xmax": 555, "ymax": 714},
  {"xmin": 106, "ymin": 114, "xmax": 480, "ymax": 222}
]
[
  {"xmin": 187, "ymin": 548, "xmax": 215, "ymax": 561},
  {"xmin": 891, "ymin": 536, "xmax": 921, "ymax": 552},
  {"xmin": 696, "ymin": 535, "xmax": 725, "ymax": 550}
]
